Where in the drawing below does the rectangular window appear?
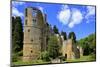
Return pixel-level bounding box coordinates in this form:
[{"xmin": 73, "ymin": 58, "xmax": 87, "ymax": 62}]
[
  {"xmin": 25, "ymin": 19, "xmax": 27, "ymax": 25},
  {"xmin": 33, "ymin": 19, "xmax": 36, "ymax": 25},
  {"xmin": 25, "ymin": 8, "xmax": 27, "ymax": 17},
  {"xmin": 32, "ymin": 10, "xmax": 37, "ymax": 17}
]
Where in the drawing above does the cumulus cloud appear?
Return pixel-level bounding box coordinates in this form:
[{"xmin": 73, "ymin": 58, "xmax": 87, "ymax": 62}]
[
  {"xmin": 57, "ymin": 5, "xmax": 83, "ymax": 28},
  {"xmin": 57, "ymin": 5, "xmax": 71, "ymax": 25},
  {"xmin": 68, "ymin": 9, "xmax": 83, "ymax": 28},
  {"xmin": 85, "ymin": 6, "xmax": 95, "ymax": 23},
  {"xmin": 12, "ymin": 1, "xmax": 24, "ymax": 17},
  {"xmin": 12, "ymin": 7, "xmax": 24, "ymax": 17},
  {"xmin": 86, "ymin": 6, "xmax": 95, "ymax": 18}
]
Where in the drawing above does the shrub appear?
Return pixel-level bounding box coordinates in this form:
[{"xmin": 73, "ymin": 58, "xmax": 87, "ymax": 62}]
[
  {"xmin": 41, "ymin": 51, "xmax": 50, "ymax": 62},
  {"xmin": 12, "ymin": 53, "xmax": 18, "ymax": 62},
  {"xmin": 17, "ymin": 50, "xmax": 23, "ymax": 56}
]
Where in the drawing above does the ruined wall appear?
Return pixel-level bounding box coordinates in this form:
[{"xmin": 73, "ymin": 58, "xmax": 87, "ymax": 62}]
[
  {"xmin": 62, "ymin": 39, "xmax": 80, "ymax": 60},
  {"xmin": 23, "ymin": 7, "xmax": 46, "ymax": 62}
]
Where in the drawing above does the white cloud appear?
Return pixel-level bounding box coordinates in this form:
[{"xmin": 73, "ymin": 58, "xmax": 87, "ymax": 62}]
[
  {"xmin": 57, "ymin": 5, "xmax": 71, "ymax": 25},
  {"xmin": 37, "ymin": 6, "xmax": 44, "ymax": 13},
  {"xmin": 12, "ymin": 1, "xmax": 24, "ymax": 17},
  {"xmin": 86, "ymin": 6, "xmax": 95, "ymax": 18},
  {"xmin": 68, "ymin": 8, "xmax": 83, "ymax": 28},
  {"xmin": 61, "ymin": 5, "xmax": 69, "ymax": 10},
  {"xmin": 85, "ymin": 6, "xmax": 95, "ymax": 23},
  {"xmin": 57, "ymin": 5, "xmax": 83, "ymax": 28},
  {"xmin": 12, "ymin": 1, "xmax": 25, "ymax": 7},
  {"xmin": 12, "ymin": 7, "xmax": 24, "ymax": 17}
]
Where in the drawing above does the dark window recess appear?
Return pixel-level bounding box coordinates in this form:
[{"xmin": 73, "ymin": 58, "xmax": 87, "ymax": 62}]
[
  {"xmin": 65, "ymin": 54, "xmax": 67, "ymax": 58},
  {"xmin": 28, "ymin": 29, "xmax": 30, "ymax": 32},
  {"xmin": 25, "ymin": 19, "xmax": 27, "ymax": 25},
  {"xmin": 25, "ymin": 8, "xmax": 27, "ymax": 17},
  {"xmin": 31, "ymin": 50, "xmax": 33, "ymax": 53},
  {"xmin": 32, "ymin": 10, "xmax": 37, "ymax": 17},
  {"xmin": 33, "ymin": 19, "xmax": 36, "ymax": 22},
  {"xmin": 31, "ymin": 39, "xmax": 33, "ymax": 42}
]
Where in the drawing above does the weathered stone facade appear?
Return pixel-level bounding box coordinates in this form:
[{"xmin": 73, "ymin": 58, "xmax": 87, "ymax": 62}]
[
  {"xmin": 23, "ymin": 7, "xmax": 81, "ymax": 62},
  {"xmin": 62, "ymin": 39, "xmax": 80, "ymax": 60},
  {"xmin": 23, "ymin": 7, "xmax": 48, "ymax": 62}
]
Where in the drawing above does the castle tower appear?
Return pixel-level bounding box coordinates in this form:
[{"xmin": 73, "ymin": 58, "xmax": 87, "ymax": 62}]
[
  {"xmin": 23, "ymin": 7, "xmax": 46, "ymax": 62},
  {"xmin": 62, "ymin": 39, "xmax": 80, "ymax": 60},
  {"xmin": 66, "ymin": 39, "xmax": 74, "ymax": 59}
]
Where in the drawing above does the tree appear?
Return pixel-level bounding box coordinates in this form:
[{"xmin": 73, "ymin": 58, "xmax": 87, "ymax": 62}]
[
  {"xmin": 12, "ymin": 17, "xmax": 16, "ymax": 34},
  {"xmin": 78, "ymin": 33, "xmax": 96, "ymax": 56},
  {"xmin": 61, "ymin": 31, "xmax": 67, "ymax": 40},
  {"xmin": 53, "ymin": 25, "xmax": 59, "ymax": 34},
  {"xmin": 68, "ymin": 32, "xmax": 76, "ymax": 43},
  {"xmin": 12, "ymin": 17, "xmax": 16, "ymax": 52},
  {"xmin": 12, "ymin": 16, "xmax": 23, "ymax": 52},
  {"xmin": 48, "ymin": 35, "xmax": 60, "ymax": 59},
  {"xmin": 41, "ymin": 51, "xmax": 50, "ymax": 61}
]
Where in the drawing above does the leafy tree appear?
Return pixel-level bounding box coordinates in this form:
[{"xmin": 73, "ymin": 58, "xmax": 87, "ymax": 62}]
[
  {"xmin": 12, "ymin": 16, "xmax": 23, "ymax": 62},
  {"xmin": 41, "ymin": 51, "xmax": 50, "ymax": 61},
  {"xmin": 53, "ymin": 25, "xmax": 59, "ymax": 34},
  {"xmin": 68, "ymin": 32, "xmax": 76, "ymax": 43},
  {"xmin": 78, "ymin": 33, "xmax": 96, "ymax": 56},
  {"xmin": 61, "ymin": 31, "xmax": 67, "ymax": 40},
  {"xmin": 12, "ymin": 16, "xmax": 23, "ymax": 52},
  {"xmin": 12, "ymin": 17, "xmax": 16, "ymax": 34},
  {"xmin": 12, "ymin": 17, "xmax": 16, "ymax": 52},
  {"xmin": 48, "ymin": 35, "xmax": 60, "ymax": 59}
]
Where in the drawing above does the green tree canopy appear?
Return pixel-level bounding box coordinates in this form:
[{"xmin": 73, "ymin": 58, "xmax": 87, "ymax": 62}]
[
  {"xmin": 53, "ymin": 25, "xmax": 59, "ymax": 34},
  {"xmin": 48, "ymin": 35, "xmax": 60, "ymax": 59},
  {"xmin": 78, "ymin": 33, "xmax": 96, "ymax": 55},
  {"xmin": 61, "ymin": 31, "xmax": 67, "ymax": 40},
  {"xmin": 12, "ymin": 16, "xmax": 23, "ymax": 52},
  {"xmin": 68, "ymin": 32, "xmax": 76, "ymax": 43}
]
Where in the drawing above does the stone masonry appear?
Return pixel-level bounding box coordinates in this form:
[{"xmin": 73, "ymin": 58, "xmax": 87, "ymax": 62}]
[{"xmin": 23, "ymin": 7, "xmax": 48, "ymax": 62}]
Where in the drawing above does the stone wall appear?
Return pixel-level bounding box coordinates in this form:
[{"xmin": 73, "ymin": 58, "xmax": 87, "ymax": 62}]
[
  {"xmin": 23, "ymin": 7, "xmax": 81, "ymax": 62},
  {"xmin": 62, "ymin": 39, "xmax": 80, "ymax": 60},
  {"xmin": 23, "ymin": 7, "xmax": 47, "ymax": 62}
]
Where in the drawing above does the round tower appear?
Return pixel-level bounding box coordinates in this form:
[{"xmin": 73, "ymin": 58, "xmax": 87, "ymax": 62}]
[{"xmin": 23, "ymin": 7, "xmax": 45, "ymax": 62}]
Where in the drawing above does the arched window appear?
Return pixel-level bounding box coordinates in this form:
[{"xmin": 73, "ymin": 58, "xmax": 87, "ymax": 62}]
[{"xmin": 65, "ymin": 54, "xmax": 67, "ymax": 58}]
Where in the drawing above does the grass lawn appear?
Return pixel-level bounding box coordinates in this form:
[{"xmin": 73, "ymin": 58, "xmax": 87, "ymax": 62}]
[
  {"xmin": 12, "ymin": 60, "xmax": 50, "ymax": 66},
  {"xmin": 66, "ymin": 55, "xmax": 96, "ymax": 63},
  {"xmin": 12, "ymin": 55, "xmax": 96, "ymax": 66}
]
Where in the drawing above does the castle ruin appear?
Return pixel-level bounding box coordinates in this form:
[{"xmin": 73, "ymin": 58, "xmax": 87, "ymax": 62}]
[
  {"xmin": 23, "ymin": 7, "xmax": 49, "ymax": 62},
  {"xmin": 23, "ymin": 7, "xmax": 81, "ymax": 62}
]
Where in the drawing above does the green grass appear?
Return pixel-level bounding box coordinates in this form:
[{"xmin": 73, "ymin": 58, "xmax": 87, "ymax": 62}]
[
  {"xmin": 12, "ymin": 55, "xmax": 96, "ymax": 66},
  {"xmin": 12, "ymin": 60, "xmax": 50, "ymax": 66},
  {"xmin": 66, "ymin": 55, "xmax": 96, "ymax": 62}
]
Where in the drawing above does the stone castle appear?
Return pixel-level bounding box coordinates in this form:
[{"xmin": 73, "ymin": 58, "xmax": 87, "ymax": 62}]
[{"xmin": 23, "ymin": 7, "xmax": 83, "ymax": 62}]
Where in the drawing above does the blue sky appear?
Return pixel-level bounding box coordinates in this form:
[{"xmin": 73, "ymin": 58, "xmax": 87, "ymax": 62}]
[{"xmin": 12, "ymin": 1, "xmax": 96, "ymax": 40}]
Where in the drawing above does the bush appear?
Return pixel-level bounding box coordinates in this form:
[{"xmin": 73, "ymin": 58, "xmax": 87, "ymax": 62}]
[
  {"xmin": 59, "ymin": 56, "xmax": 66, "ymax": 61},
  {"xmin": 48, "ymin": 35, "xmax": 60, "ymax": 59},
  {"xmin": 41, "ymin": 51, "xmax": 50, "ymax": 62},
  {"xmin": 12, "ymin": 50, "xmax": 23, "ymax": 62},
  {"xmin": 12, "ymin": 53, "xmax": 18, "ymax": 62},
  {"xmin": 17, "ymin": 50, "xmax": 23, "ymax": 56}
]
